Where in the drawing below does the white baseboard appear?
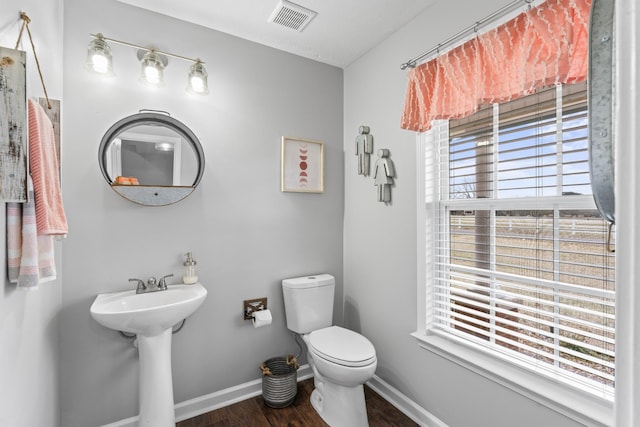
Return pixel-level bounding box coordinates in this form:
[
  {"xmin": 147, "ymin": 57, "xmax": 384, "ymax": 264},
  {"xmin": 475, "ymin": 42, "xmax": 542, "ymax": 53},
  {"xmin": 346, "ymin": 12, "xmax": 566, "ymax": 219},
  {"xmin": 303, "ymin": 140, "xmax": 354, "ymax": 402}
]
[
  {"xmin": 100, "ymin": 367, "xmax": 445, "ymax": 427},
  {"xmin": 175, "ymin": 364, "xmax": 314, "ymax": 422},
  {"xmin": 100, "ymin": 365, "xmax": 314, "ymax": 427},
  {"xmin": 366, "ymin": 375, "xmax": 448, "ymax": 427}
]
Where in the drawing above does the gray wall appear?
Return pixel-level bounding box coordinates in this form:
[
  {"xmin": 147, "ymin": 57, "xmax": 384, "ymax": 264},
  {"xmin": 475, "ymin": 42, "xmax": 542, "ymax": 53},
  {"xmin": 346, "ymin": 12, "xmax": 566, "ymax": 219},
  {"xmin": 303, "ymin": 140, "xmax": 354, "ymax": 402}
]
[
  {"xmin": 0, "ymin": 2, "xmax": 63, "ymax": 427},
  {"xmin": 61, "ymin": 0, "xmax": 343, "ymax": 425},
  {"xmin": 343, "ymin": 1, "xmax": 583, "ymax": 426}
]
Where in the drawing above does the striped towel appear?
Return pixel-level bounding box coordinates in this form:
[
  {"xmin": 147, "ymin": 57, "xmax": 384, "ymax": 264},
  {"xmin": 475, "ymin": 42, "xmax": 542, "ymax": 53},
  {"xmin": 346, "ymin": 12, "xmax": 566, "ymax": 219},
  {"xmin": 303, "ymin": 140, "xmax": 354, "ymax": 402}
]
[
  {"xmin": 7, "ymin": 175, "xmax": 56, "ymax": 287},
  {"xmin": 28, "ymin": 98, "xmax": 68, "ymax": 236}
]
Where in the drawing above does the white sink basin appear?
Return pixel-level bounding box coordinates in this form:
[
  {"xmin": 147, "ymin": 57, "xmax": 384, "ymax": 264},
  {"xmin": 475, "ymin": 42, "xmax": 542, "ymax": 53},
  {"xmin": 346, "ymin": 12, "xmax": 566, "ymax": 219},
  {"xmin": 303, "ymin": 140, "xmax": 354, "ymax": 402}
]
[{"xmin": 90, "ymin": 283, "xmax": 207, "ymax": 336}]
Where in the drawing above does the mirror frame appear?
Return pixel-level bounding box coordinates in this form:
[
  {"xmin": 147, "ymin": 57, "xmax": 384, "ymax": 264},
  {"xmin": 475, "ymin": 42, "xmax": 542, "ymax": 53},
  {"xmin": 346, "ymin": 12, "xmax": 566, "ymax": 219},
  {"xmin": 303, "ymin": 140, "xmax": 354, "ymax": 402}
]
[{"xmin": 98, "ymin": 111, "xmax": 205, "ymax": 206}]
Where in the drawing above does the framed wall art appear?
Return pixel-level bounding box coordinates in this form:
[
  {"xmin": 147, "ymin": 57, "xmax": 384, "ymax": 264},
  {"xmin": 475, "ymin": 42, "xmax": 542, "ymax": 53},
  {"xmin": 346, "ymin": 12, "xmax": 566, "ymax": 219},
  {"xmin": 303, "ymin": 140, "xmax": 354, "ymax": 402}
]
[{"xmin": 281, "ymin": 136, "xmax": 324, "ymax": 193}]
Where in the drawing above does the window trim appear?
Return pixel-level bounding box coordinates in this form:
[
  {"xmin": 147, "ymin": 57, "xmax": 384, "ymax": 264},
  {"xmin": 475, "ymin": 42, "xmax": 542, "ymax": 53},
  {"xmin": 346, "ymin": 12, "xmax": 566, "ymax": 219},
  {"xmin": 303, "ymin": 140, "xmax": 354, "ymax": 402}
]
[{"xmin": 414, "ymin": 132, "xmax": 614, "ymax": 427}]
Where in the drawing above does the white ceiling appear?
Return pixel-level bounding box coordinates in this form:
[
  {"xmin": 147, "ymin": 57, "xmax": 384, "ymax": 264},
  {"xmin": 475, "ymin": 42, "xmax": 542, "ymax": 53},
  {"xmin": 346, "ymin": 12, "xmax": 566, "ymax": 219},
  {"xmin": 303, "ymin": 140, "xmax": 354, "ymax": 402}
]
[{"xmin": 116, "ymin": 0, "xmax": 438, "ymax": 68}]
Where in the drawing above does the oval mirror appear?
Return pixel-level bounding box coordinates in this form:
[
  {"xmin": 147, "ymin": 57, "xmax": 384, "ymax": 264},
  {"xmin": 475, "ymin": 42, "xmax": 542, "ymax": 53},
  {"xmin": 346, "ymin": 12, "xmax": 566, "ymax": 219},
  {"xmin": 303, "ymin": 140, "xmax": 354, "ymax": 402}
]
[{"xmin": 98, "ymin": 111, "xmax": 205, "ymax": 206}]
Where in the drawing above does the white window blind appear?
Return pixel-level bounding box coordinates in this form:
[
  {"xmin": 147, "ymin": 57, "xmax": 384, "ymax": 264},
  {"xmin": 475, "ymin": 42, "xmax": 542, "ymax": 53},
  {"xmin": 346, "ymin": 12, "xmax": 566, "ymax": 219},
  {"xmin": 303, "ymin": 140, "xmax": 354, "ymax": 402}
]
[{"xmin": 429, "ymin": 82, "xmax": 616, "ymax": 399}]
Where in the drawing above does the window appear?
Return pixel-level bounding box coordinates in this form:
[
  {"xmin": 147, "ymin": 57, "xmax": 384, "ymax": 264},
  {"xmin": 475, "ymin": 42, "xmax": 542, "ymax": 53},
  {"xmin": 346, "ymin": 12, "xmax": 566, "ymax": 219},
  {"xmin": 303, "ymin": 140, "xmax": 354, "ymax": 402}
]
[{"xmin": 420, "ymin": 82, "xmax": 616, "ymax": 404}]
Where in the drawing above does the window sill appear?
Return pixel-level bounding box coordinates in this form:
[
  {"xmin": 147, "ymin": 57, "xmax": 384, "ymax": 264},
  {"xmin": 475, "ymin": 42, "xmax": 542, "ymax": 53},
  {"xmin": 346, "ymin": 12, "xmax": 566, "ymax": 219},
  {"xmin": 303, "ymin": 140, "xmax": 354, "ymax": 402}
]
[{"xmin": 411, "ymin": 331, "xmax": 613, "ymax": 427}]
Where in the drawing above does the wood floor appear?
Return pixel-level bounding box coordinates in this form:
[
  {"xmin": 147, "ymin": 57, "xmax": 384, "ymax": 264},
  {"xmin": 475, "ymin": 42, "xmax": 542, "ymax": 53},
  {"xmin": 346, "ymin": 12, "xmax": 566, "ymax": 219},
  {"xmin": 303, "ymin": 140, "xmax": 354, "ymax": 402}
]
[{"xmin": 176, "ymin": 378, "xmax": 418, "ymax": 427}]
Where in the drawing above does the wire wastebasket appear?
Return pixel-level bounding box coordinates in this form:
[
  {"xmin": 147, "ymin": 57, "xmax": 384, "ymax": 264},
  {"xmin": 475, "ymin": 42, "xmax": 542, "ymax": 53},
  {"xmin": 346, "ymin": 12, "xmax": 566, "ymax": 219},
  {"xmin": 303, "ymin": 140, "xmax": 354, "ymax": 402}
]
[{"xmin": 260, "ymin": 354, "xmax": 299, "ymax": 408}]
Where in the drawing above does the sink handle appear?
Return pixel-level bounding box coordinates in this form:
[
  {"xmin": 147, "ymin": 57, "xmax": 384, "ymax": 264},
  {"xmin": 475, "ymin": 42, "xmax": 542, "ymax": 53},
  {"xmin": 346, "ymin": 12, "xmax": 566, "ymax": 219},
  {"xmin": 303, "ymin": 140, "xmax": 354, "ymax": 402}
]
[
  {"xmin": 158, "ymin": 274, "xmax": 174, "ymax": 290},
  {"xmin": 129, "ymin": 278, "xmax": 146, "ymax": 293}
]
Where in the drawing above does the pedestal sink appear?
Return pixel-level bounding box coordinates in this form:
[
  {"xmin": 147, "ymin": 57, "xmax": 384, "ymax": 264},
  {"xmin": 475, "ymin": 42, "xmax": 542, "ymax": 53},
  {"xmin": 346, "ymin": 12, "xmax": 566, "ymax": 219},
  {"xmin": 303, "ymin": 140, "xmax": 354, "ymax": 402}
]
[{"xmin": 90, "ymin": 283, "xmax": 207, "ymax": 426}]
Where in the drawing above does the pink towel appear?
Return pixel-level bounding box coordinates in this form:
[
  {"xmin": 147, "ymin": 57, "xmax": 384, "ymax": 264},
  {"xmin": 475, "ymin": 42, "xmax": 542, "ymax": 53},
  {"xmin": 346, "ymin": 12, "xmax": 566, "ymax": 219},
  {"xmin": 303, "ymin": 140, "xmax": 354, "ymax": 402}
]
[
  {"xmin": 28, "ymin": 98, "xmax": 68, "ymax": 235},
  {"xmin": 7, "ymin": 175, "xmax": 56, "ymax": 287}
]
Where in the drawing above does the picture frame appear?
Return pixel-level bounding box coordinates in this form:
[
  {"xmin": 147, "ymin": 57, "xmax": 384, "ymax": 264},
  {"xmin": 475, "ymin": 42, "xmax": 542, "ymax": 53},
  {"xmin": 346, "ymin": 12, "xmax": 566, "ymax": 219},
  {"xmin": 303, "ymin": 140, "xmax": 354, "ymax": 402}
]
[{"xmin": 281, "ymin": 136, "xmax": 324, "ymax": 193}]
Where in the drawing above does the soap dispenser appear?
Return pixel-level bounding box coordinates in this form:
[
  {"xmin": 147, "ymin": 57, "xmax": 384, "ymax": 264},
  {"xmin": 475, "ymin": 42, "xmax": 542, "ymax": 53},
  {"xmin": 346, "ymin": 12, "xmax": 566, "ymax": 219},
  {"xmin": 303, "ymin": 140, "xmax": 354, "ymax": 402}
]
[{"xmin": 182, "ymin": 252, "xmax": 198, "ymax": 284}]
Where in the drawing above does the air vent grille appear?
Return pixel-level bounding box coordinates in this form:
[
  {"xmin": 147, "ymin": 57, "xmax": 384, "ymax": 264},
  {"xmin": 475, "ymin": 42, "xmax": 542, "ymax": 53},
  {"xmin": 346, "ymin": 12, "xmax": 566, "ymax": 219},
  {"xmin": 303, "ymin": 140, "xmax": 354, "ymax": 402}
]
[{"xmin": 268, "ymin": 0, "xmax": 317, "ymax": 32}]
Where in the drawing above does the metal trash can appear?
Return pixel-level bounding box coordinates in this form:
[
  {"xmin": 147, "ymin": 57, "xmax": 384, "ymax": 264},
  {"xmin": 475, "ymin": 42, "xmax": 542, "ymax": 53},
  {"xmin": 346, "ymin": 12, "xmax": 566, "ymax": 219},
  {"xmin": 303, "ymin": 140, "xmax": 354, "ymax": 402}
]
[{"xmin": 260, "ymin": 354, "xmax": 299, "ymax": 408}]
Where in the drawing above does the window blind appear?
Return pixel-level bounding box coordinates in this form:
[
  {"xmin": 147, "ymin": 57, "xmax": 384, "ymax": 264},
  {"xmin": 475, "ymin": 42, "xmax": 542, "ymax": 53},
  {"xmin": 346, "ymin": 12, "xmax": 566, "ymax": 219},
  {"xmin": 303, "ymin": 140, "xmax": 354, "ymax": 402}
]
[{"xmin": 430, "ymin": 82, "xmax": 616, "ymax": 398}]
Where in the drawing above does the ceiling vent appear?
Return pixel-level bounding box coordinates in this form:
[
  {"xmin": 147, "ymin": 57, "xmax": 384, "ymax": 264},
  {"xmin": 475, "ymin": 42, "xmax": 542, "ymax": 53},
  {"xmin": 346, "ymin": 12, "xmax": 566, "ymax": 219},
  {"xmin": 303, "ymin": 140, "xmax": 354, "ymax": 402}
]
[{"xmin": 268, "ymin": 0, "xmax": 317, "ymax": 32}]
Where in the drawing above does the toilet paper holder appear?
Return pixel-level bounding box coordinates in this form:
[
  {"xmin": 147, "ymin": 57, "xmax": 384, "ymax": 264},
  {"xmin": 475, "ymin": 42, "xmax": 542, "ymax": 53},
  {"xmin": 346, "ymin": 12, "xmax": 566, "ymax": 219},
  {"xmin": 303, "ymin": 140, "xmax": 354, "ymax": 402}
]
[{"xmin": 243, "ymin": 297, "xmax": 268, "ymax": 320}]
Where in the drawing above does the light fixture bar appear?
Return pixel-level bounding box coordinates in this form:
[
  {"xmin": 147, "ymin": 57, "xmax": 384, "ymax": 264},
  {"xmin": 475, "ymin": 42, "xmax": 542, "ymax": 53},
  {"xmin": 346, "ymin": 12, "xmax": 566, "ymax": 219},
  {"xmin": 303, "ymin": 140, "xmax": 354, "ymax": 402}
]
[
  {"xmin": 87, "ymin": 33, "xmax": 209, "ymax": 96},
  {"xmin": 89, "ymin": 33, "xmax": 205, "ymax": 65}
]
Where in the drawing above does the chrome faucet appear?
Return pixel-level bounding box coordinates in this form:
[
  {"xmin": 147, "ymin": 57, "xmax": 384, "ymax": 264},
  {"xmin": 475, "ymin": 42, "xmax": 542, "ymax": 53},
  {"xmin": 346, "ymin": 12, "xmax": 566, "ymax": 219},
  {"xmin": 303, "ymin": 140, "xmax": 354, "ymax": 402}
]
[
  {"xmin": 147, "ymin": 276, "xmax": 157, "ymax": 288},
  {"xmin": 130, "ymin": 274, "xmax": 174, "ymax": 294}
]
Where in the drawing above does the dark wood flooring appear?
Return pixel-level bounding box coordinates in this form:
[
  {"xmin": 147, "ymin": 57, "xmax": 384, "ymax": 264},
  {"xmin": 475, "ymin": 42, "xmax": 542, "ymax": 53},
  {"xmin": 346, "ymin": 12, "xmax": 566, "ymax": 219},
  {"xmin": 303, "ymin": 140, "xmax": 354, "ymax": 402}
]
[{"xmin": 176, "ymin": 378, "xmax": 418, "ymax": 427}]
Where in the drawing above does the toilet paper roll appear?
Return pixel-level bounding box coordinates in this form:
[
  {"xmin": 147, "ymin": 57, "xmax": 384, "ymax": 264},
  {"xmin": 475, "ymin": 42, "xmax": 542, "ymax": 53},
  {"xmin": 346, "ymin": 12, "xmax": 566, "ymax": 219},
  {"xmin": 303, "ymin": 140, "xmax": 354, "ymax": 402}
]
[{"xmin": 252, "ymin": 309, "xmax": 273, "ymax": 328}]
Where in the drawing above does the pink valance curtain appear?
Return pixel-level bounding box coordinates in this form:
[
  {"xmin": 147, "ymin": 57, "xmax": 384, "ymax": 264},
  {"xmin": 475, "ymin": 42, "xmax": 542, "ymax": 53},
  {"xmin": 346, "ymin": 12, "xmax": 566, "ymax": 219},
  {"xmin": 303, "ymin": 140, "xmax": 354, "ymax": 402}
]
[{"xmin": 401, "ymin": 0, "xmax": 591, "ymax": 132}]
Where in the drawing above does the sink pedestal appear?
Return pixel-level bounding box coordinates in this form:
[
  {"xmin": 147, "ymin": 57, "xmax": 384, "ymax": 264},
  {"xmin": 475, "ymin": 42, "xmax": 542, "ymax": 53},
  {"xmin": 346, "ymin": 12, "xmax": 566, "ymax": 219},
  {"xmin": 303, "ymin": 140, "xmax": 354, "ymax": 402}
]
[
  {"xmin": 138, "ymin": 328, "xmax": 175, "ymax": 426},
  {"xmin": 89, "ymin": 283, "xmax": 207, "ymax": 426}
]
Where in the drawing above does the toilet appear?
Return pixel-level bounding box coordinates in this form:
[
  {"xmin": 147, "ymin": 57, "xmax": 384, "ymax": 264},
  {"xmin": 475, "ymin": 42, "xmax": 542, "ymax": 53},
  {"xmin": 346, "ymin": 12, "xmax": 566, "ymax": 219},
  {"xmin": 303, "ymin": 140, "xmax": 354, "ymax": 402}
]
[{"xmin": 282, "ymin": 274, "xmax": 377, "ymax": 427}]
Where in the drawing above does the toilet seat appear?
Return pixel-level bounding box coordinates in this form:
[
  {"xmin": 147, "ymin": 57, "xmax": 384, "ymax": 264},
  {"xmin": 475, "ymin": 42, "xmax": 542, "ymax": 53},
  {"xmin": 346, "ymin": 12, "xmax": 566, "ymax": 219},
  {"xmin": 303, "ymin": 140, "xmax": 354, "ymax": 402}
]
[{"xmin": 308, "ymin": 326, "xmax": 376, "ymax": 367}]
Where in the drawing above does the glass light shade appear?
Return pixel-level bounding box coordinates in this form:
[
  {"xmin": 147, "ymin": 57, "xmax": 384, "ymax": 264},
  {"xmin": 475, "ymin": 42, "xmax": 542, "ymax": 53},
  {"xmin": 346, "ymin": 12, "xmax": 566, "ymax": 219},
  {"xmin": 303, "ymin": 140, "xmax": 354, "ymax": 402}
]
[
  {"xmin": 140, "ymin": 51, "xmax": 165, "ymax": 86},
  {"xmin": 187, "ymin": 60, "xmax": 209, "ymax": 95},
  {"xmin": 85, "ymin": 35, "xmax": 114, "ymax": 75}
]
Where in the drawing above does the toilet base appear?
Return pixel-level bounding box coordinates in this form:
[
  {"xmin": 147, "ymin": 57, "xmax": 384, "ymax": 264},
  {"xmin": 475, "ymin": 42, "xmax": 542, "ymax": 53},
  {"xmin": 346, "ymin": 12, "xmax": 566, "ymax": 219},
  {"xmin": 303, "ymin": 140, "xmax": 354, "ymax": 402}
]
[{"xmin": 310, "ymin": 378, "xmax": 369, "ymax": 427}]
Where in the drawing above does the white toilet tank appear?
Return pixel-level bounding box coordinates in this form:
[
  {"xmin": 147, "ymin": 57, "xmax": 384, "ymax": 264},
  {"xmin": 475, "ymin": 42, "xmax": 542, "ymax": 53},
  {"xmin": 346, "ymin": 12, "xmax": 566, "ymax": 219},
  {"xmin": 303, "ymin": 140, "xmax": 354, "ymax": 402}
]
[{"xmin": 282, "ymin": 274, "xmax": 335, "ymax": 334}]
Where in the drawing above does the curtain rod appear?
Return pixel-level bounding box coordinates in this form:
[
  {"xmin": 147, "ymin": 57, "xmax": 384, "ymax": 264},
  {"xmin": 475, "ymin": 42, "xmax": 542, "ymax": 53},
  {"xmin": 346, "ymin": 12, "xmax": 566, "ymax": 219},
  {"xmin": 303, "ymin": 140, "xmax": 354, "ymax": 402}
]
[{"xmin": 399, "ymin": 0, "xmax": 535, "ymax": 70}]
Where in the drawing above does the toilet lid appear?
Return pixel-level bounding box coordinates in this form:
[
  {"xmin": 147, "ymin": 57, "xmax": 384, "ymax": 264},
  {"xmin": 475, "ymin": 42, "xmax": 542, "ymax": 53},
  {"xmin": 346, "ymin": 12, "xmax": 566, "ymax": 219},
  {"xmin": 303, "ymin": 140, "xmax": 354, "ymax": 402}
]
[{"xmin": 308, "ymin": 326, "xmax": 376, "ymax": 367}]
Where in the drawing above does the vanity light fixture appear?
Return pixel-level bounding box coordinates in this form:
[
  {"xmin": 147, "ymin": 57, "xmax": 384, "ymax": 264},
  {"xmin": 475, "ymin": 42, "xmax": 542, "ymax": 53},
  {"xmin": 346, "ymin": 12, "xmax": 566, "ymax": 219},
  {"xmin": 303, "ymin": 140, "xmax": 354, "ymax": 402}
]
[
  {"xmin": 85, "ymin": 33, "xmax": 114, "ymax": 76},
  {"xmin": 187, "ymin": 60, "xmax": 209, "ymax": 95},
  {"xmin": 154, "ymin": 142, "xmax": 174, "ymax": 151},
  {"xmin": 86, "ymin": 33, "xmax": 209, "ymax": 95},
  {"xmin": 138, "ymin": 49, "xmax": 167, "ymax": 86}
]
